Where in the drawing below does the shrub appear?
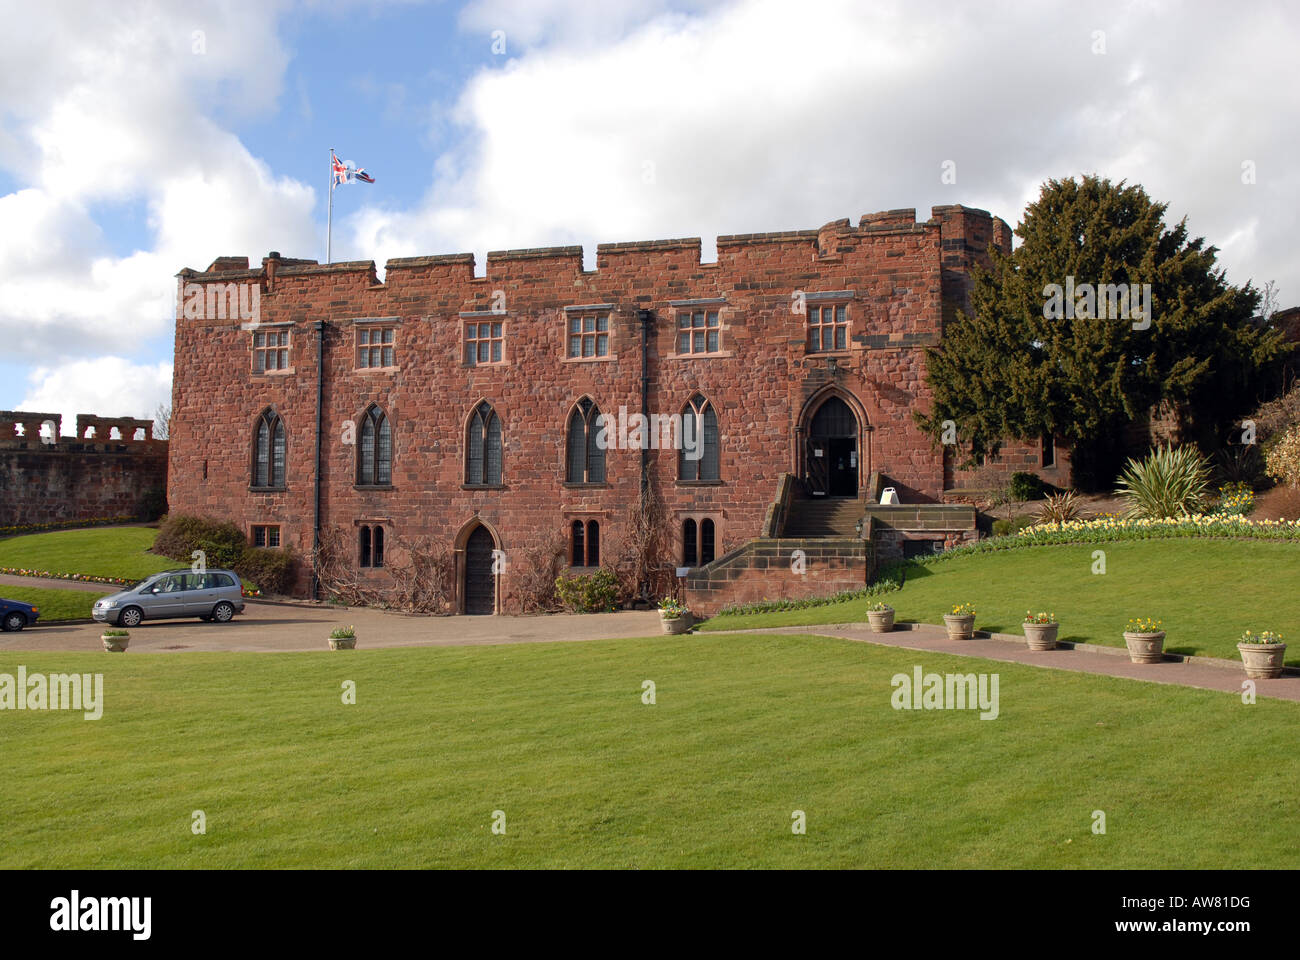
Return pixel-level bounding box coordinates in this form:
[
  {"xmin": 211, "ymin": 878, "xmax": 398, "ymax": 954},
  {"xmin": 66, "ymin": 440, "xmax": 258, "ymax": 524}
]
[
  {"xmin": 1009, "ymin": 471, "xmax": 1045, "ymax": 501},
  {"xmin": 329, "ymin": 625, "xmax": 356, "ymax": 640},
  {"xmin": 154, "ymin": 514, "xmax": 247, "ymax": 564},
  {"xmin": 1115, "ymin": 444, "xmax": 1211, "ymax": 519},
  {"xmin": 1265, "ymin": 425, "xmax": 1300, "ymax": 489},
  {"xmin": 554, "ymin": 569, "xmax": 620, "ymax": 613},
  {"xmin": 1213, "ymin": 482, "xmax": 1255, "ymax": 517},
  {"xmin": 991, "ymin": 515, "xmax": 1036, "ymax": 537},
  {"xmin": 140, "ymin": 487, "xmax": 168, "ymax": 521},
  {"xmin": 1035, "ymin": 490, "xmax": 1083, "ymax": 524},
  {"xmin": 237, "ymin": 546, "xmax": 297, "ymax": 595}
]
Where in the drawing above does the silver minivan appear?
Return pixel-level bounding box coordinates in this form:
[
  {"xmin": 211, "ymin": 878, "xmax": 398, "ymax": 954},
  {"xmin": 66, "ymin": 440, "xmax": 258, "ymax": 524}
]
[{"xmin": 92, "ymin": 569, "xmax": 247, "ymax": 627}]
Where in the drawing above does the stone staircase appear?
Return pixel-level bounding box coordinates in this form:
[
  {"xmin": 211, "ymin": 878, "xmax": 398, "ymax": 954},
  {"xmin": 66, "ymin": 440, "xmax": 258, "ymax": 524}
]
[{"xmin": 780, "ymin": 495, "xmax": 866, "ymax": 538}]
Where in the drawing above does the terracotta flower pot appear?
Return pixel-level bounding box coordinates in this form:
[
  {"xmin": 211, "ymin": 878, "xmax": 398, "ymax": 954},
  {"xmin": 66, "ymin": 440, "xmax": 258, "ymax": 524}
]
[
  {"xmin": 943, "ymin": 613, "xmax": 975, "ymax": 640},
  {"xmin": 102, "ymin": 634, "xmax": 129, "ymax": 653},
  {"xmin": 866, "ymin": 608, "xmax": 895, "ymax": 633},
  {"xmin": 660, "ymin": 611, "xmax": 692, "ymax": 635},
  {"xmin": 328, "ymin": 637, "xmax": 357, "ymax": 650},
  {"xmin": 1023, "ymin": 622, "xmax": 1059, "ymax": 651},
  {"xmin": 1123, "ymin": 631, "xmax": 1165, "ymax": 664},
  {"xmin": 1238, "ymin": 642, "xmax": 1286, "ymax": 680}
]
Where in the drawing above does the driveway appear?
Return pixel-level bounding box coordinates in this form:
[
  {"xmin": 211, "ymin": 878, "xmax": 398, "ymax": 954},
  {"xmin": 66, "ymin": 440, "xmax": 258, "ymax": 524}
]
[{"xmin": 0, "ymin": 601, "xmax": 663, "ymax": 653}]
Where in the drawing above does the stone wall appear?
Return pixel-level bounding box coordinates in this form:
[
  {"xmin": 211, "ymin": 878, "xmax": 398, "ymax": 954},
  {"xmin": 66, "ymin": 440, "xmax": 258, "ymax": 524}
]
[
  {"xmin": 682, "ymin": 537, "xmax": 872, "ymax": 617},
  {"xmin": 0, "ymin": 412, "xmax": 167, "ymax": 526},
  {"xmin": 169, "ymin": 204, "xmax": 1010, "ymax": 607}
]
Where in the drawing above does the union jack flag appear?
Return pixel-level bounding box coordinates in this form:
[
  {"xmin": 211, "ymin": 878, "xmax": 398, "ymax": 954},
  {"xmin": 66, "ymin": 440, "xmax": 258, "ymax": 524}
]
[{"xmin": 331, "ymin": 151, "xmax": 375, "ymax": 186}]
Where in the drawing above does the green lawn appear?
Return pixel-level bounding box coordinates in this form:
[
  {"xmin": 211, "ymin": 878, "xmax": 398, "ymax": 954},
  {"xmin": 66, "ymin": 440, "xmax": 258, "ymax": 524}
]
[
  {"xmin": 0, "ymin": 634, "xmax": 1296, "ymax": 869},
  {"xmin": 702, "ymin": 540, "xmax": 1300, "ymax": 663},
  {"xmin": 0, "ymin": 586, "xmax": 109, "ymax": 623},
  {"xmin": 0, "ymin": 526, "xmax": 172, "ymax": 581}
]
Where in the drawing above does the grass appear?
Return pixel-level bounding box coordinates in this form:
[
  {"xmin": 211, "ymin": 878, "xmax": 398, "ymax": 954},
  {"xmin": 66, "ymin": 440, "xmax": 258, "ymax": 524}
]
[
  {"xmin": 0, "ymin": 526, "xmax": 173, "ymax": 581},
  {"xmin": 1, "ymin": 633, "xmax": 1296, "ymax": 869},
  {"xmin": 701, "ymin": 540, "xmax": 1300, "ymax": 663},
  {"xmin": 0, "ymin": 586, "xmax": 110, "ymax": 622}
]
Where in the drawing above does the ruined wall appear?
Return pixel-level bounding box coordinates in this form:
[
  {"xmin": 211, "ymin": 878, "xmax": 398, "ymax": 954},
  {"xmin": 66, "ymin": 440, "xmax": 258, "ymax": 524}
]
[{"xmin": 0, "ymin": 412, "xmax": 167, "ymax": 526}]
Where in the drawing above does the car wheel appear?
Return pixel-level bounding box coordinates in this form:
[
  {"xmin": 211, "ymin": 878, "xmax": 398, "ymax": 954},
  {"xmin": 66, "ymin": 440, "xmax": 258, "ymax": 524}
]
[
  {"xmin": 212, "ymin": 601, "xmax": 235, "ymax": 623},
  {"xmin": 2, "ymin": 611, "xmax": 26, "ymax": 632},
  {"xmin": 118, "ymin": 606, "xmax": 144, "ymax": 628}
]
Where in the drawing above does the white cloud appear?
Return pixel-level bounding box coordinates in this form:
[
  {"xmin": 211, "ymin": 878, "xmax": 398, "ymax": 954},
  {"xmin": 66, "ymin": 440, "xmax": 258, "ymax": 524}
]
[
  {"xmin": 18, "ymin": 357, "xmax": 173, "ymax": 432},
  {"xmin": 351, "ymin": 0, "xmax": 1300, "ymax": 301}
]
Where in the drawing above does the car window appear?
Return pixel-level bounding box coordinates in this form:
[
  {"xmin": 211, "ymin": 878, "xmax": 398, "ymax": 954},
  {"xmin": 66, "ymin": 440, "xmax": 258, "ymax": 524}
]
[{"xmin": 217, "ymin": 574, "xmax": 236, "ymax": 588}]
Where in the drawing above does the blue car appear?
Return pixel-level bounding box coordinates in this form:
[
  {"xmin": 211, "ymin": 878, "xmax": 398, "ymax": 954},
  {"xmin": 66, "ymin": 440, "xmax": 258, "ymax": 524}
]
[{"xmin": 0, "ymin": 597, "xmax": 39, "ymax": 632}]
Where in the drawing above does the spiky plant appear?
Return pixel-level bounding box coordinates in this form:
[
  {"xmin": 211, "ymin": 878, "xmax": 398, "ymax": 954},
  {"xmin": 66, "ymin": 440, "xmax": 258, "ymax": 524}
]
[
  {"xmin": 1034, "ymin": 490, "xmax": 1083, "ymax": 524},
  {"xmin": 1115, "ymin": 444, "xmax": 1211, "ymax": 519}
]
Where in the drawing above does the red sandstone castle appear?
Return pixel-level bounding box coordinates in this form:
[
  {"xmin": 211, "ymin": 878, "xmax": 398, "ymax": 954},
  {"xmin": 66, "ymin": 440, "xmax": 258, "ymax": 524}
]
[{"xmin": 169, "ymin": 204, "xmax": 1069, "ymax": 615}]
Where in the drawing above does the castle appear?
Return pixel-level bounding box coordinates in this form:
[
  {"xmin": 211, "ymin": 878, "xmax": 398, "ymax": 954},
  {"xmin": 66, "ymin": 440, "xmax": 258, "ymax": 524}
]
[{"xmin": 168, "ymin": 205, "xmax": 1070, "ymax": 614}]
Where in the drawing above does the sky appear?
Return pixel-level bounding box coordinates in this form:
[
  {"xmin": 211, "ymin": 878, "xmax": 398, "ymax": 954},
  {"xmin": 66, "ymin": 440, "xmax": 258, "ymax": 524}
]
[{"xmin": 1, "ymin": 0, "xmax": 1296, "ymax": 431}]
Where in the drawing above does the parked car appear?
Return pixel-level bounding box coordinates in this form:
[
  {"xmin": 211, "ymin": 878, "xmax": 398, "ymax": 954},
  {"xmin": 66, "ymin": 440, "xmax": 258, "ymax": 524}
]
[
  {"xmin": 0, "ymin": 597, "xmax": 39, "ymax": 631},
  {"xmin": 92, "ymin": 570, "xmax": 246, "ymax": 627}
]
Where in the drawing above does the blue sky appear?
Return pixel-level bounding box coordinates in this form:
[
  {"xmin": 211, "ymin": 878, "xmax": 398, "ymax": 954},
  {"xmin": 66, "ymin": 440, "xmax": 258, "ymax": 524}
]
[{"xmin": 1, "ymin": 0, "xmax": 1296, "ymax": 429}]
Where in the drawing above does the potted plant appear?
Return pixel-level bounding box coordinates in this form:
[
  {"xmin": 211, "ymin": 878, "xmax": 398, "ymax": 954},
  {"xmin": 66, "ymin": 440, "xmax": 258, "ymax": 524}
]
[
  {"xmin": 328, "ymin": 625, "xmax": 357, "ymax": 650},
  {"xmin": 1238, "ymin": 630, "xmax": 1287, "ymax": 680},
  {"xmin": 1123, "ymin": 617, "xmax": 1165, "ymax": 664},
  {"xmin": 1023, "ymin": 611, "xmax": 1059, "ymax": 651},
  {"xmin": 866, "ymin": 601, "xmax": 895, "ymax": 633},
  {"xmin": 658, "ymin": 597, "xmax": 692, "ymax": 635},
  {"xmin": 943, "ymin": 603, "xmax": 976, "ymax": 640},
  {"xmin": 102, "ymin": 628, "xmax": 130, "ymax": 653}
]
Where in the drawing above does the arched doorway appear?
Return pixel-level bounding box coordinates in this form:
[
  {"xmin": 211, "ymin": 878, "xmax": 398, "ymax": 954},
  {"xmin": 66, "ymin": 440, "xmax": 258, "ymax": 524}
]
[
  {"xmin": 805, "ymin": 395, "xmax": 860, "ymax": 497},
  {"xmin": 463, "ymin": 525, "xmax": 497, "ymax": 615}
]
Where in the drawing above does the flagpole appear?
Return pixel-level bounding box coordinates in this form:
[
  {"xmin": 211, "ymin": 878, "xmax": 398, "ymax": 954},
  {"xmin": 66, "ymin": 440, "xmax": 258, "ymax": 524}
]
[{"xmin": 326, "ymin": 147, "xmax": 335, "ymax": 264}]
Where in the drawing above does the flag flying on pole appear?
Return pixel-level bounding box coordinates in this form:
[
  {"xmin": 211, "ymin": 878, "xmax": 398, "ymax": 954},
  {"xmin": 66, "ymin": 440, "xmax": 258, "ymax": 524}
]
[{"xmin": 331, "ymin": 150, "xmax": 375, "ymax": 185}]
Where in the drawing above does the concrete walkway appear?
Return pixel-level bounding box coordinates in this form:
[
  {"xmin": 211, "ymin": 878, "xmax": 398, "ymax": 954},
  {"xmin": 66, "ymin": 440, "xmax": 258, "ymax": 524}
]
[
  {"xmin": 0, "ymin": 601, "xmax": 663, "ymax": 653},
  {"xmin": 746, "ymin": 621, "xmax": 1300, "ymax": 702}
]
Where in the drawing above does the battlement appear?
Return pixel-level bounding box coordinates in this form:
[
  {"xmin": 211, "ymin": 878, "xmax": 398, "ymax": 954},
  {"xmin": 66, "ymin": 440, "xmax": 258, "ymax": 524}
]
[
  {"xmin": 175, "ymin": 205, "xmax": 1009, "ymax": 297},
  {"xmin": 1, "ymin": 410, "xmax": 162, "ymax": 451}
]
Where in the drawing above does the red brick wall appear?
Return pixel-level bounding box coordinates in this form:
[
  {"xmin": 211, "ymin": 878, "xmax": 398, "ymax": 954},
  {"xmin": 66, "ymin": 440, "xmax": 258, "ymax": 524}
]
[{"xmin": 169, "ymin": 205, "xmax": 1009, "ymax": 607}]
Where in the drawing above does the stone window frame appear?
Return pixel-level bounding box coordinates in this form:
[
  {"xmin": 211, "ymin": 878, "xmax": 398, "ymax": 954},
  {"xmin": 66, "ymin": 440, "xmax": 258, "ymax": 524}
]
[
  {"xmin": 250, "ymin": 524, "xmax": 281, "ymax": 548},
  {"xmin": 569, "ymin": 518, "xmax": 601, "ymax": 568},
  {"xmin": 251, "ymin": 408, "xmax": 287, "ymax": 490},
  {"xmin": 563, "ymin": 304, "xmax": 615, "ymax": 362},
  {"xmin": 252, "ymin": 323, "xmax": 294, "ymax": 375},
  {"xmin": 358, "ymin": 522, "xmax": 386, "ymax": 569},
  {"xmin": 680, "ymin": 514, "xmax": 721, "ymax": 567},
  {"xmin": 464, "ymin": 400, "xmax": 504, "ymax": 487},
  {"xmin": 460, "ymin": 311, "xmax": 507, "ymax": 367},
  {"xmin": 354, "ymin": 318, "xmax": 399, "ymax": 371},
  {"xmin": 677, "ymin": 394, "xmax": 721, "ymax": 484},
  {"xmin": 802, "ymin": 290, "xmax": 855, "ymax": 356},
  {"xmin": 355, "ymin": 404, "xmax": 393, "ymax": 488},
  {"xmin": 667, "ymin": 298, "xmax": 733, "ymax": 360},
  {"xmin": 565, "ymin": 396, "xmax": 607, "ymax": 485}
]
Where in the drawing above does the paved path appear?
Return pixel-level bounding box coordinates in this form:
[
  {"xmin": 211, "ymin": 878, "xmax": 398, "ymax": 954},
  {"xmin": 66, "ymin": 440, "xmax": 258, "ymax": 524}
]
[
  {"xmin": 0, "ymin": 601, "xmax": 663, "ymax": 653},
  {"xmin": 0, "ymin": 574, "xmax": 118, "ymax": 593},
  {"xmin": 744, "ymin": 622, "xmax": 1300, "ymax": 702},
  {"xmin": 1, "ymin": 597, "xmax": 1292, "ymax": 703}
]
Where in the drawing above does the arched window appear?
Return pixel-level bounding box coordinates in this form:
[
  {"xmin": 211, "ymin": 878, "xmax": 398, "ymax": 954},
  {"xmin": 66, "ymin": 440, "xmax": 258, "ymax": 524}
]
[
  {"xmin": 682, "ymin": 518, "xmax": 698, "ymax": 566},
  {"xmin": 566, "ymin": 398, "xmax": 605, "ymax": 484},
  {"xmin": 357, "ymin": 406, "xmax": 392, "ymax": 486},
  {"xmin": 253, "ymin": 409, "xmax": 286, "ymax": 488},
  {"xmin": 679, "ymin": 395, "xmax": 719, "ymax": 482},
  {"xmin": 700, "ymin": 518, "xmax": 715, "ymax": 564},
  {"xmin": 467, "ymin": 401, "xmax": 502, "ymax": 485},
  {"xmin": 570, "ymin": 519, "xmax": 600, "ymax": 567},
  {"xmin": 358, "ymin": 525, "xmax": 385, "ymax": 569},
  {"xmin": 571, "ymin": 519, "xmax": 585, "ymax": 566}
]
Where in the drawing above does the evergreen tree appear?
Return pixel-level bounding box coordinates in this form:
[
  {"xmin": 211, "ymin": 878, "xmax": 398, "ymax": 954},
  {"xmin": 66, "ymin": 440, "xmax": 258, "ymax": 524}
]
[{"xmin": 919, "ymin": 175, "xmax": 1289, "ymax": 488}]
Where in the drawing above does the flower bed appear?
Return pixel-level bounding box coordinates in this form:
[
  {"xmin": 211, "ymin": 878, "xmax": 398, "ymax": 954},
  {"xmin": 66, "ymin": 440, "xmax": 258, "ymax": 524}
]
[{"xmin": 0, "ymin": 566, "xmax": 133, "ymax": 586}]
